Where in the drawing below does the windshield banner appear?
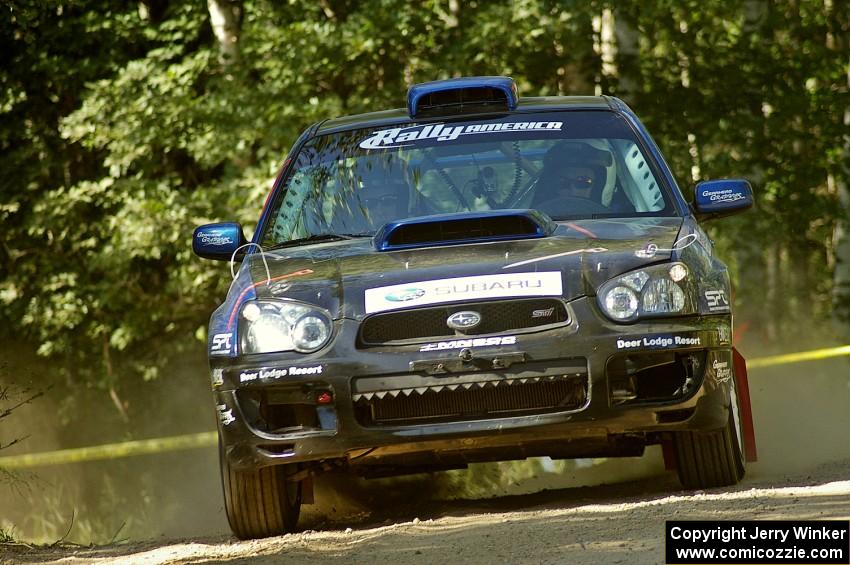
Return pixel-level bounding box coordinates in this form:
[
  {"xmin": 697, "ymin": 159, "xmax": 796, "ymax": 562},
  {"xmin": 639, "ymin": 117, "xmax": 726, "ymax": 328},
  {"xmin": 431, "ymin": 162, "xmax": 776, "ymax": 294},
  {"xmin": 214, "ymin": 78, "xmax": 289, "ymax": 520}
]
[{"xmin": 359, "ymin": 121, "xmax": 564, "ymax": 150}]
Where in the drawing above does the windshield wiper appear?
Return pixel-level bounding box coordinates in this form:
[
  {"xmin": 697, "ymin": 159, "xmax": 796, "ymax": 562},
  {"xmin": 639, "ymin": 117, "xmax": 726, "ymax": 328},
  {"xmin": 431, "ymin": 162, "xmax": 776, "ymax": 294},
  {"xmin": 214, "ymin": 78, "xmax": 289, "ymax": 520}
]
[{"xmin": 265, "ymin": 233, "xmax": 371, "ymax": 251}]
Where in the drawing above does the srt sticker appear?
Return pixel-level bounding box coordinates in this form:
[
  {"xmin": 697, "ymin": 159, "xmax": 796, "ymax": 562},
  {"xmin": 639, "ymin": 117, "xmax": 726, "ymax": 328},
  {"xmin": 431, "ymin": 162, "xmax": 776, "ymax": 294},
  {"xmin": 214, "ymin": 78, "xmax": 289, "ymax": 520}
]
[
  {"xmin": 210, "ymin": 332, "xmax": 233, "ymax": 356},
  {"xmin": 216, "ymin": 403, "xmax": 235, "ymax": 426},
  {"xmin": 616, "ymin": 334, "xmax": 701, "ymax": 350},
  {"xmin": 705, "ymin": 289, "xmax": 730, "ymax": 312},
  {"xmin": 419, "ymin": 336, "xmax": 516, "ymax": 352},
  {"xmin": 239, "ymin": 365, "xmax": 323, "ymax": 383},
  {"xmin": 365, "ymin": 272, "xmax": 562, "ymax": 314},
  {"xmin": 359, "ymin": 121, "xmax": 564, "ymax": 150}
]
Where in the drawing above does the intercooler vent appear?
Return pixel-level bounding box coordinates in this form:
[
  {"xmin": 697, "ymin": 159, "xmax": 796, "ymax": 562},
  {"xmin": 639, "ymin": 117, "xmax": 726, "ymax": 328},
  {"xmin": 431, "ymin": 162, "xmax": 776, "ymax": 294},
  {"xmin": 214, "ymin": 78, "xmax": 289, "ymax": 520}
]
[
  {"xmin": 353, "ymin": 374, "xmax": 587, "ymax": 426},
  {"xmin": 373, "ymin": 210, "xmax": 554, "ymax": 252}
]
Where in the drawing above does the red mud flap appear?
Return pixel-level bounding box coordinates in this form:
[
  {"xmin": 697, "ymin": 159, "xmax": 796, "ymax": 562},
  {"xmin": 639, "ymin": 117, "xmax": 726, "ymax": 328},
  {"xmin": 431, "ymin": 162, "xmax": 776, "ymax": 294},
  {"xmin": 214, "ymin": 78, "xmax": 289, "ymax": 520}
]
[
  {"xmin": 733, "ymin": 347, "xmax": 758, "ymax": 462},
  {"xmin": 662, "ymin": 347, "xmax": 758, "ymax": 470}
]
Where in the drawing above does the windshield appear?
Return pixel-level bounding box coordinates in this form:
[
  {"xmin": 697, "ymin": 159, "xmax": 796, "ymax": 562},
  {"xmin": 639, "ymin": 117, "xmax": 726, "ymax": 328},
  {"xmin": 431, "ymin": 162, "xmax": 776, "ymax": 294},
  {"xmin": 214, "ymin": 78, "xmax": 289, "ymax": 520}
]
[{"xmin": 261, "ymin": 110, "xmax": 675, "ymax": 247}]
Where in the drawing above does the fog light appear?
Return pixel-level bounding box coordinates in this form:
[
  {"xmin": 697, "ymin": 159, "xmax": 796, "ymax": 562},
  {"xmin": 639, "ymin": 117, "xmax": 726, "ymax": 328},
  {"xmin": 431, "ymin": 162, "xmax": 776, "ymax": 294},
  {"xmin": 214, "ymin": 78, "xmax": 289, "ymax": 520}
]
[{"xmin": 316, "ymin": 391, "xmax": 333, "ymax": 405}]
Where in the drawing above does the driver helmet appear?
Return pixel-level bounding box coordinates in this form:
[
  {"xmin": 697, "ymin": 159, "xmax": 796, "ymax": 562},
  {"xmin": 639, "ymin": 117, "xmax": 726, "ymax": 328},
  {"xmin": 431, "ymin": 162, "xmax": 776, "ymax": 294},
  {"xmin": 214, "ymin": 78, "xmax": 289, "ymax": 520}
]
[
  {"xmin": 355, "ymin": 158, "xmax": 410, "ymax": 228},
  {"xmin": 537, "ymin": 140, "xmax": 614, "ymax": 204}
]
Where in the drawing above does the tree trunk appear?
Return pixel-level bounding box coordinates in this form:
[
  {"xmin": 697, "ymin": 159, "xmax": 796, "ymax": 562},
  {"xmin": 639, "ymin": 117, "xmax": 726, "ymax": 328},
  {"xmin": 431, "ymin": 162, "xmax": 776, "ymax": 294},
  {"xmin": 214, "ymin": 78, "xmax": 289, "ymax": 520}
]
[
  {"xmin": 613, "ymin": 6, "xmax": 639, "ymax": 100},
  {"xmin": 207, "ymin": 0, "xmax": 243, "ymax": 66},
  {"xmin": 829, "ymin": 0, "xmax": 850, "ymax": 336},
  {"xmin": 764, "ymin": 241, "xmax": 784, "ymax": 343},
  {"xmin": 592, "ymin": 8, "xmax": 617, "ymax": 95},
  {"xmin": 831, "ymin": 101, "xmax": 850, "ymax": 335},
  {"xmin": 138, "ymin": 0, "xmax": 168, "ymax": 23}
]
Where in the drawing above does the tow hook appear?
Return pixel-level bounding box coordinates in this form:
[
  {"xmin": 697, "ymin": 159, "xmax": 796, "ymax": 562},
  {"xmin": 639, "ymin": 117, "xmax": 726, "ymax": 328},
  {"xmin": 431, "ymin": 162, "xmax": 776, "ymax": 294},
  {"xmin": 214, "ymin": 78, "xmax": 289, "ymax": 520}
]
[{"xmin": 410, "ymin": 351, "xmax": 527, "ymax": 375}]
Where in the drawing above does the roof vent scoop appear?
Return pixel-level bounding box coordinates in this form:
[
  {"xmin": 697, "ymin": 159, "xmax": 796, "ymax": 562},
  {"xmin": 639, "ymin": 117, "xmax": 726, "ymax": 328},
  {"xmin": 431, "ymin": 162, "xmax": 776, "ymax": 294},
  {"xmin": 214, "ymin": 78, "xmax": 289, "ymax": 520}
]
[
  {"xmin": 373, "ymin": 209, "xmax": 554, "ymax": 252},
  {"xmin": 407, "ymin": 76, "xmax": 518, "ymax": 119}
]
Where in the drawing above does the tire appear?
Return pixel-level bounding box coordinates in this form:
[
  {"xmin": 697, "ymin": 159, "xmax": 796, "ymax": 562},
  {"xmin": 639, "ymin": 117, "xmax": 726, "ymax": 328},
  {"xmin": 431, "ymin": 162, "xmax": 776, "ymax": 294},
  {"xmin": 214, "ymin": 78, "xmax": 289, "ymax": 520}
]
[
  {"xmin": 673, "ymin": 379, "xmax": 745, "ymax": 489},
  {"xmin": 219, "ymin": 439, "xmax": 302, "ymax": 539}
]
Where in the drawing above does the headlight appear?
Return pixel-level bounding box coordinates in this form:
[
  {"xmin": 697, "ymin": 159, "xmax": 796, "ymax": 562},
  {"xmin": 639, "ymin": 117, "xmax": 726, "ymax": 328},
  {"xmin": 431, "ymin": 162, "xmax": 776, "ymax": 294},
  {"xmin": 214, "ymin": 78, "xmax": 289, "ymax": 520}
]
[
  {"xmin": 598, "ymin": 262, "xmax": 696, "ymax": 322},
  {"xmin": 239, "ymin": 300, "xmax": 332, "ymax": 354}
]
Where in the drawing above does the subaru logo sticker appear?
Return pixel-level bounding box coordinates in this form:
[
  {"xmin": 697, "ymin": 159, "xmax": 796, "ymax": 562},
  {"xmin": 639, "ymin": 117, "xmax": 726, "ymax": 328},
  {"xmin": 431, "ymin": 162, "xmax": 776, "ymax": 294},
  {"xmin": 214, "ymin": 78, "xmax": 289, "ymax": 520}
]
[
  {"xmin": 447, "ymin": 311, "xmax": 482, "ymax": 331},
  {"xmin": 385, "ymin": 287, "xmax": 426, "ymax": 302}
]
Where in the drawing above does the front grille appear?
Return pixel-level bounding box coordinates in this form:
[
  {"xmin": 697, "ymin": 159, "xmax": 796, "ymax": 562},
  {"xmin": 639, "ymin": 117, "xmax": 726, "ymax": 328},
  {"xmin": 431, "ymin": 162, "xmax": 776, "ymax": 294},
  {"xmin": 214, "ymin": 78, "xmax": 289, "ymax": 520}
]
[
  {"xmin": 359, "ymin": 298, "xmax": 568, "ymax": 345},
  {"xmin": 353, "ymin": 367, "xmax": 588, "ymax": 426}
]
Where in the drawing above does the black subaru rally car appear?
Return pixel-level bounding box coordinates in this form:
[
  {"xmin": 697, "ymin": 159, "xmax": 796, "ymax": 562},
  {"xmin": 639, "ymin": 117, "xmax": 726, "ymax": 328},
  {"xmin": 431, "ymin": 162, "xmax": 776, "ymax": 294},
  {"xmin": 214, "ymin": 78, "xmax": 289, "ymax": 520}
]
[{"xmin": 193, "ymin": 76, "xmax": 757, "ymax": 539}]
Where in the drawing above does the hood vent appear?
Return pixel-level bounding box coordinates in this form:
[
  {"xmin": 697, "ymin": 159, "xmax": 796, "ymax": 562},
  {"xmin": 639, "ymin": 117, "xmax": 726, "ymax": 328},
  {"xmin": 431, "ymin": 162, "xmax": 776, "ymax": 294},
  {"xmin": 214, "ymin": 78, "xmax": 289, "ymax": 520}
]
[
  {"xmin": 374, "ymin": 210, "xmax": 555, "ymax": 252},
  {"xmin": 407, "ymin": 76, "xmax": 518, "ymax": 118}
]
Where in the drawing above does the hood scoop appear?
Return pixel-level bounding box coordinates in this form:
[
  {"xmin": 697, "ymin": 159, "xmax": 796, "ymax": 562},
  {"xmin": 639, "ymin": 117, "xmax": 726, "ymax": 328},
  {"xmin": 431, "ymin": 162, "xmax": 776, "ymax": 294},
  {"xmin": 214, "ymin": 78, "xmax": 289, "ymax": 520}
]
[{"xmin": 373, "ymin": 209, "xmax": 556, "ymax": 252}]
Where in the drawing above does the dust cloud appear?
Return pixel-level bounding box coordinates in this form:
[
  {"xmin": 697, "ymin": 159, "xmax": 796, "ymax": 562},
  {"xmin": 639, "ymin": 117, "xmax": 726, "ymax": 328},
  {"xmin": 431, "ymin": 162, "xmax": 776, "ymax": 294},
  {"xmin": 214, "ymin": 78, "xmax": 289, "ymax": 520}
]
[
  {"xmin": 295, "ymin": 453, "xmax": 664, "ymax": 530},
  {"xmin": 0, "ymin": 348, "xmax": 228, "ymax": 544},
  {"xmin": 2, "ymin": 337, "xmax": 849, "ymax": 543},
  {"xmin": 742, "ymin": 353, "xmax": 850, "ymax": 476}
]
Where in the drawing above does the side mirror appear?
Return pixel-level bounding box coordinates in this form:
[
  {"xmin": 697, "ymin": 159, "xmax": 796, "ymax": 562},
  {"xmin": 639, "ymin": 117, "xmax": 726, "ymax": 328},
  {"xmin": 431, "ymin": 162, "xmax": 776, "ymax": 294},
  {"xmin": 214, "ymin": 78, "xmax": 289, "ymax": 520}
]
[
  {"xmin": 192, "ymin": 222, "xmax": 248, "ymax": 261},
  {"xmin": 693, "ymin": 179, "xmax": 754, "ymax": 221}
]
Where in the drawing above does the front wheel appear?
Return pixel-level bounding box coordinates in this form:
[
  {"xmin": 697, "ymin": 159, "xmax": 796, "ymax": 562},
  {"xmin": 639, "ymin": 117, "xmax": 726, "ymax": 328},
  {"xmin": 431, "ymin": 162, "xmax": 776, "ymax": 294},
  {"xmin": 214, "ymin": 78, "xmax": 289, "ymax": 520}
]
[
  {"xmin": 219, "ymin": 439, "xmax": 302, "ymax": 539},
  {"xmin": 672, "ymin": 382, "xmax": 745, "ymax": 489}
]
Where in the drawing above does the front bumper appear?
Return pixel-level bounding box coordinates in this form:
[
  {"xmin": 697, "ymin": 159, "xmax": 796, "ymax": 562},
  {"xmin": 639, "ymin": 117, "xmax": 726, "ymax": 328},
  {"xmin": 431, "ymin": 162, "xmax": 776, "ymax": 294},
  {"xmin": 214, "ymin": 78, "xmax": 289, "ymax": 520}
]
[{"xmin": 211, "ymin": 297, "xmax": 734, "ymax": 471}]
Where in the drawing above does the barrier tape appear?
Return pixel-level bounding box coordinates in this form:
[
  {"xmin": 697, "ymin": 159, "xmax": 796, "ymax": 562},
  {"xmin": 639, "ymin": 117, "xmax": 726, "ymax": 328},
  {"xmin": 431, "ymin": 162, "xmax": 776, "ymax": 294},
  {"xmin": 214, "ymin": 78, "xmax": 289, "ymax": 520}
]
[
  {"xmin": 745, "ymin": 344, "xmax": 850, "ymax": 368},
  {"xmin": 1, "ymin": 345, "xmax": 849, "ymax": 470},
  {"xmin": 0, "ymin": 431, "xmax": 217, "ymax": 470}
]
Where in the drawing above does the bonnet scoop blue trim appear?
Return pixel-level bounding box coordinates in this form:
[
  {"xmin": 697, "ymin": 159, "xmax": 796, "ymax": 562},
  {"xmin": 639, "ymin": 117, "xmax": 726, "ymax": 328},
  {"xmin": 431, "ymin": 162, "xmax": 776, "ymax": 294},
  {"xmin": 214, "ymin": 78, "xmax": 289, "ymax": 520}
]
[
  {"xmin": 407, "ymin": 76, "xmax": 518, "ymax": 118},
  {"xmin": 373, "ymin": 210, "xmax": 555, "ymax": 252}
]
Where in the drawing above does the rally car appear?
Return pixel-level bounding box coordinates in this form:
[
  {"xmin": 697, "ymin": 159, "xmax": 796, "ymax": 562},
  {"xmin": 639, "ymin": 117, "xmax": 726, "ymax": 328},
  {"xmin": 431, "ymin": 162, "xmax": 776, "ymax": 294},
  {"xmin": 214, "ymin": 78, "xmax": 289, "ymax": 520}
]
[{"xmin": 193, "ymin": 76, "xmax": 757, "ymax": 539}]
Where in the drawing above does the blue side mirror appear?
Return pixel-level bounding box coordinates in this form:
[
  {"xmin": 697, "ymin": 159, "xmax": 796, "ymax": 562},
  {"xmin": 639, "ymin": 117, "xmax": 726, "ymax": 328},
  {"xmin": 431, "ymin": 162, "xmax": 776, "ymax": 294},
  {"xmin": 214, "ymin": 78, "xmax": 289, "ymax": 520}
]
[
  {"xmin": 693, "ymin": 179, "xmax": 754, "ymax": 220},
  {"xmin": 192, "ymin": 222, "xmax": 248, "ymax": 261}
]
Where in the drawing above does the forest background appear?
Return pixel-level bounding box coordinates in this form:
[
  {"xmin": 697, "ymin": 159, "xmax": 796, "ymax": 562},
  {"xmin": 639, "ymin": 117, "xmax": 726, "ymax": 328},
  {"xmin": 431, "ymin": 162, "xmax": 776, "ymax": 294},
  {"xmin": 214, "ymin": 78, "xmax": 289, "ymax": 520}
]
[{"xmin": 1, "ymin": 0, "xmax": 849, "ymax": 543}]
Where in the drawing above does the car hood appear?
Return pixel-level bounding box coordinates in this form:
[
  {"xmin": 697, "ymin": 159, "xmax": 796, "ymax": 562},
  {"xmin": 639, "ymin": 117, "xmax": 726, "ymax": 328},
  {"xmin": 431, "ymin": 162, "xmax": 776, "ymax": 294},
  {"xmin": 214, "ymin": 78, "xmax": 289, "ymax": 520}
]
[{"xmin": 246, "ymin": 217, "xmax": 684, "ymax": 320}]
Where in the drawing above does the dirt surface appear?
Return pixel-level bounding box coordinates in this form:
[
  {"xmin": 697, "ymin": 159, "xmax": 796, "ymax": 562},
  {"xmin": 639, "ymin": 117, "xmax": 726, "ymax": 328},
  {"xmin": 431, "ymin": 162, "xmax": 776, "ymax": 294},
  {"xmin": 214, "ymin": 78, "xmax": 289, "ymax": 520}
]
[{"xmin": 3, "ymin": 458, "xmax": 849, "ymax": 565}]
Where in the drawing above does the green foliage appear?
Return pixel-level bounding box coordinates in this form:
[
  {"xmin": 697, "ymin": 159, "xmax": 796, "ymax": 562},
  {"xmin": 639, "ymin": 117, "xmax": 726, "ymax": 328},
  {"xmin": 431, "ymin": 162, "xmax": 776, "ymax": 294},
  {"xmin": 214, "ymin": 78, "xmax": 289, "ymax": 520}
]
[
  {"xmin": 0, "ymin": 527, "xmax": 16, "ymax": 543},
  {"xmin": 614, "ymin": 1, "xmax": 849, "ymax": 342},
  {"xmin": 1, "ymin": 0, "xmax": 848, "ymax": 395}
]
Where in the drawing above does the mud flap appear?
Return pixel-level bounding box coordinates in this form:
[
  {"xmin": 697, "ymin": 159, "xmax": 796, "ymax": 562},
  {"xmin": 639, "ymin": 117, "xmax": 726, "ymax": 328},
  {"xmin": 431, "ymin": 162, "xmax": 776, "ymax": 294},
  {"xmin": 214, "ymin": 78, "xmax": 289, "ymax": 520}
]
[{"xmin": 733, "ymin": 347, "xmax": 758, "ymax": 462}]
